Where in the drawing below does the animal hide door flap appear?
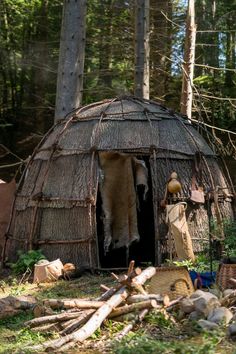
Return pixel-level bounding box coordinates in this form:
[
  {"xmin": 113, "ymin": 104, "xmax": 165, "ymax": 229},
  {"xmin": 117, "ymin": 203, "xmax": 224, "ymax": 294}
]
[{"xmin": 99, "ymin": 152, "xmax": 142, "ymax": 253}]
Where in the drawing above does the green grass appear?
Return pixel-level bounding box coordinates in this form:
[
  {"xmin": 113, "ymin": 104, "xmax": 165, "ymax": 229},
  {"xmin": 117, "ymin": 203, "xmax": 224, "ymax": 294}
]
[
  {"xmin": 112, "ymin": 326, "xmax": 236, "ymax": 354},
  {"xmin": 0, "ymin": 312, "xmax": 54, "ymax": 354}
]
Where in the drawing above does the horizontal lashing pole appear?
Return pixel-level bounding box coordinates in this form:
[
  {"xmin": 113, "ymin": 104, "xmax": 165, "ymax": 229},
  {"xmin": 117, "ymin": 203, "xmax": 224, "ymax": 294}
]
[{"xmin": 35, "ymin": 238, "xmax": 95, "ymax": 245}]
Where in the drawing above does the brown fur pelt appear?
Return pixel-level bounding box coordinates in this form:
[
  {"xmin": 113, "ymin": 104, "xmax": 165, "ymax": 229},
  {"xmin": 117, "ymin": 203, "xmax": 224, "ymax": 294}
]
[{"xmin": 99, "ymin": 152, "xmax": 140, "ymax": 253}]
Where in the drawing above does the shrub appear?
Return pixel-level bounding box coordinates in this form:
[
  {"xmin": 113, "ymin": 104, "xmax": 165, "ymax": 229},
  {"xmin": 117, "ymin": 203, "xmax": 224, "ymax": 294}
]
[{"xmin": 8, "ymin": 250, "xmax": 46, "ymax": 275}]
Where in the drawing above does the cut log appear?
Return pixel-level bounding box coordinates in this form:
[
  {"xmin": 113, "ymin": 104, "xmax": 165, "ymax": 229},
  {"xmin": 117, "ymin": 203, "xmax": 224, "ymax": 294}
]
[
  {"xmin": 25, "ymin": 311, "xmax": 82, "ymax": 328},
  {"xmin": 60, "ymin": 309, "xmax": 95, "ymax": 335},
  {"xmin": 131, "ymin": 268, "xmax": 156, "ymax": 295},
  {"xmin": 109, "ymin": 299, "xmax": 159, "ymax": 319},
  {"xmin": 28, "ymin": 266, "xmax": 156, "ymax": 352},
  {"xmin": 0, "ymin": 295, "xmax": 36, "ymax": 319},
  {"xmin": 43, "ymin": 299, "xmax": 104, "ymax": 310},
  {"xmin": 33, "ymin": 304, "xmax": 54, "ymax": 317},
  {"xmin": 127, "ymin": 294, "xmax": 170, "ymax": 306}
]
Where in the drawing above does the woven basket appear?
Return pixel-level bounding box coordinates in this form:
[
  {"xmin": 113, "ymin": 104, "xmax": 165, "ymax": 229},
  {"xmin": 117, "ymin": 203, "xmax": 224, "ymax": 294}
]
[
  {"xmin": 216, "ymin": 263, "xmax": 236, "ymax": 290},
  {"xmin": 148, "ymin": 266, "xmax": 194, "ymax": 300}
]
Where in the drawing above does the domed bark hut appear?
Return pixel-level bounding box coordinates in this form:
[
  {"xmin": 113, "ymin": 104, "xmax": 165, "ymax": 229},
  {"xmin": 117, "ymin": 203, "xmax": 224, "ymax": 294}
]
[{"xmin": 3, "ymin": 96, "xmax": 234, "ymax": 268}]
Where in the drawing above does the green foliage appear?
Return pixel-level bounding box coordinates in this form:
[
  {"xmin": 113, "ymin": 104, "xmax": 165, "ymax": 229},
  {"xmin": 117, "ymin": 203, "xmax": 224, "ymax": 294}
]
[
  {"xmin": 209, "ymin": 219, "xmax": 236, "ymax": 258},
  {"xmin": 145, "ymin": 311, "xmax": 173, "ymax": 329},
  {"xmin": 222, "ymin": 220, "xmax": 236, "ymax": 258},
  {"xmin": 8, "ymin": 250, "xmax": 46, "ymax": 275},
  {"xmin": 193, "ymin": 75, "xmax": 214, "ymax": 87},
  {"xmin": 166, "ymin": 253, "xmax": 219, "ymax": 273},
  {"xmin": 0, "ymin": 312, "xmax": 56, "ymax": 353},
  {"xmin": 112, "ymin": 330, "xmax": 225, "ymax": 354},
  {"xmin": 104, "ymin": 319, "xmax": 125, "ymax": 335}
]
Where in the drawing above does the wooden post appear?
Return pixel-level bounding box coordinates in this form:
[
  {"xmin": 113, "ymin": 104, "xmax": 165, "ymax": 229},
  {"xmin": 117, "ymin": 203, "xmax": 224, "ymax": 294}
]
[
  {"xmin": 180, "ymin": 0, "xmax": 196, "ymax": 119},
  {"xmin": 134, "ymin": 0, "xmax": 150, "ymax": 99}
]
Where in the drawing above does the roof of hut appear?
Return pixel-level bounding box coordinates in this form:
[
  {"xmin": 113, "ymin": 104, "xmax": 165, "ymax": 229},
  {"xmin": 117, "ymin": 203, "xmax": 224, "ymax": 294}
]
[{"xmin": 34, "ymin": 96, "xmax": 215, "ymax": 161}]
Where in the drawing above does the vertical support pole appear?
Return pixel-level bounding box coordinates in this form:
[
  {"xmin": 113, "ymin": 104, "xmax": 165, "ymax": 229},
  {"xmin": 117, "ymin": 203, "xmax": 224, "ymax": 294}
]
[
  {"xmin": 151, "ymin": 149, "xmax": 161, "ymax": 266},
  {"xmin": 89, "ymin": 151, "xmax": 100, "ymax": 268}
]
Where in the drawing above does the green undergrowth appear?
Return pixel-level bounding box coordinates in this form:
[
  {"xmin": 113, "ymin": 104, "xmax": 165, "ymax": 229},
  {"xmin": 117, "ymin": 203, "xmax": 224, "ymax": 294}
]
[
  {"xmin": 110, "ymin": 308, "xmax": 235, "ymax": 354},
  {"xmin": 0, "ymin": 312, "xmax": 56, "ymax": 354},
  {"xmin": 112, "ymin": 331, "xmax": 233, "ymax": 354}
]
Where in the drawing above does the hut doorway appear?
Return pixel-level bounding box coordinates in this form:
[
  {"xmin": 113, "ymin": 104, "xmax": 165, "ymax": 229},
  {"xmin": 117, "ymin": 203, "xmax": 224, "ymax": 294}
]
[{"xmin": 96, "ymin": 152, "xmax": 155, "ymax": 268}]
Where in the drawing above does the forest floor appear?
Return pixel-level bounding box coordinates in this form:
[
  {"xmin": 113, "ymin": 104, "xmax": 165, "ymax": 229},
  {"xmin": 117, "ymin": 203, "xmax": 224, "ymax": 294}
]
[{"xmin": 0, "ymin": 272, "xmax": 235, "ymax": 354}]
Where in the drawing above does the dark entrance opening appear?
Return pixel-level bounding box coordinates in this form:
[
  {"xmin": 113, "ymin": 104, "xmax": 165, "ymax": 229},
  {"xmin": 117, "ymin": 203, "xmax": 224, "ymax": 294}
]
[{"xmin": 96, "ymin": 155, "xmax": 155, "ymax": 268}]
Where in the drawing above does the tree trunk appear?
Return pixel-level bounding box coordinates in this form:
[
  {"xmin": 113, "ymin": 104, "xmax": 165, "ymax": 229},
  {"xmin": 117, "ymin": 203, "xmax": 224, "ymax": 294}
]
[
  {"xmin": 97, "ymin": 0, "xmax": 113, "ymax": 89},
  {"xmin": 30, "ymin": 0, "xmax": 50, "ymax": 134},
  {"xmin": 150, "ymin": 0, "xmax": 172, "ymax": 102},
  {"xmin": 54, "ymin": 0, "xmax": 86, "ymax": 122},
  {"xmin": 134, "ymin": 0, "xmax": 150, "ymax": 99},
  {"xmin": 225, "ymin": 13, "xmax": 235, "ymax": 88},
  {"xmin": 180, "ymin": 0, "xmax": 196, "ymax": 119}
]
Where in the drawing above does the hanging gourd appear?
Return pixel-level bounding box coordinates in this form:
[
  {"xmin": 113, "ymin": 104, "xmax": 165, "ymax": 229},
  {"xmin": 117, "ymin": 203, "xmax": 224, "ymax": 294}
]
[{"xmin": 167, "ymin": 172, "xmax": 182, "ymax": 194}]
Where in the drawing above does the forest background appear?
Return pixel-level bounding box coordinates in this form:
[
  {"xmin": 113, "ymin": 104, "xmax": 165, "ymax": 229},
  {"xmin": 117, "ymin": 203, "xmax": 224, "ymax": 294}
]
[{"xmin": 0, "ymin": 0, "xmax": 235, "ymax": 179}]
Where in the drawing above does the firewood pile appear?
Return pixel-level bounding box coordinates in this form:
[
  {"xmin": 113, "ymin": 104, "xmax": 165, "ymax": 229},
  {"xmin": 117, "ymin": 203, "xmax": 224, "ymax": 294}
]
[
  {"xmin": 24, "ymin": 261, "xmax": 178, "ymax": 352},
  {"xmin": 1, "ymin": 261, "xmax": 236, "ymax": 351}
]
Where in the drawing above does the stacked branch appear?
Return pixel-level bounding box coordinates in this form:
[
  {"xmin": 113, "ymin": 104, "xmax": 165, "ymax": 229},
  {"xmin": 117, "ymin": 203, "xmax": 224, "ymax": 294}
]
[{"xmin": 25, "ymin": 262, "xmax": 171, "ymax": 352}]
